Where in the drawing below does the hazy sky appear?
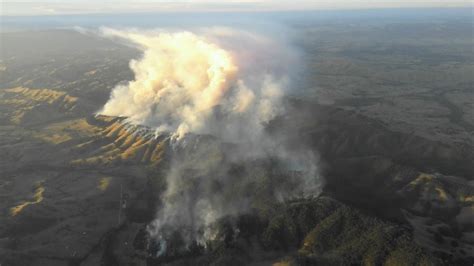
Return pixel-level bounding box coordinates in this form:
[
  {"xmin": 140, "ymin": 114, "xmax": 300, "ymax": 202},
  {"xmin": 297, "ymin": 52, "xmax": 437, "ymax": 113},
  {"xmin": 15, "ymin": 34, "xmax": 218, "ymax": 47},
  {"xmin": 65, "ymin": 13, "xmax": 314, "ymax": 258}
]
[{"xmin": 2, "ymin": 0, "xmax": 472, "ymax": 16}]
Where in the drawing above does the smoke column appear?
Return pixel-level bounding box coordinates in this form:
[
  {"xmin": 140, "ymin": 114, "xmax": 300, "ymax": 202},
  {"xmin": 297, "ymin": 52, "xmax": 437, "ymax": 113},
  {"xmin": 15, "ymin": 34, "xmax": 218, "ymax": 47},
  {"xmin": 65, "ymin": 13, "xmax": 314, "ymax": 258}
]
[
  {"xmin": 99, "ymin": 27, "xmax": 321, "ymax": 252},
  {"xmin": 100, "ymin": 28, "xmax": 288, "ymax": 142}
]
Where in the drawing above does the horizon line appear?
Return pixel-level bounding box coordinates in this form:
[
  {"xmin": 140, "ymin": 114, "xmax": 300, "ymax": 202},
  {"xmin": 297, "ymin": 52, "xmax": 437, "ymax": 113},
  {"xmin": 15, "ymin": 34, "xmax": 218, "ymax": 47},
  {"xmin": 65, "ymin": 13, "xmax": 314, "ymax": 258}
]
[
  {"xmin": 1, "ymin": 6, "xmax": 473, "ymax": 18},
  {"xmin": 1, "ymin": 1, "xmax": 472, "ymax": 17}
]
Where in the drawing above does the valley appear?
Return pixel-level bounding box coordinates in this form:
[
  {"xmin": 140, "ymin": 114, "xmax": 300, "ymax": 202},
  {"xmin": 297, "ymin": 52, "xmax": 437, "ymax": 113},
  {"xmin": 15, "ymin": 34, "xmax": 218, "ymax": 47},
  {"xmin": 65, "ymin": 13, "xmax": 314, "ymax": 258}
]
[{"xmin": 0, "ymin": 19, "xmax": 473, "ymax": 265}]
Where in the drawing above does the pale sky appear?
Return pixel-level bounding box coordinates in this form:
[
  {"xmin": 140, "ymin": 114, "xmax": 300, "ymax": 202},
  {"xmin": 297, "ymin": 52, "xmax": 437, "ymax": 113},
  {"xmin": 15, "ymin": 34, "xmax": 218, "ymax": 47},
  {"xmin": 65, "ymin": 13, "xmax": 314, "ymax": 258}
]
[{"xmin": 1, "ymin": 0, "xmax": 472, "ymax": 16}]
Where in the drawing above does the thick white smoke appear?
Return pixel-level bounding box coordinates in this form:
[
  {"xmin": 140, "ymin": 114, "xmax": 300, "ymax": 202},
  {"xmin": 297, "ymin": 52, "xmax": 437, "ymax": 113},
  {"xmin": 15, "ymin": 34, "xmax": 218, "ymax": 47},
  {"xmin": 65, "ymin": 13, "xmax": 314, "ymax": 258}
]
[
  {"xmin": 98, "ymin": 27, "xmax": 321, "ymax": 253},
  {"xmin": 100, "ymin": 28, "xmax": 287, "ymax": 142}
]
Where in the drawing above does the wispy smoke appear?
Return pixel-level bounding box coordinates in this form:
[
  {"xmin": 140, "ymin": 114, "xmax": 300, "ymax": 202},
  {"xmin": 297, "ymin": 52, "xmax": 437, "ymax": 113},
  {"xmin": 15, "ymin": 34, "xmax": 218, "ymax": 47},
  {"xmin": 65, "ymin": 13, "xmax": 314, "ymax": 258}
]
[{"xmin": 98, "ymin": 27, "xmax": 321, "ymax": 253}]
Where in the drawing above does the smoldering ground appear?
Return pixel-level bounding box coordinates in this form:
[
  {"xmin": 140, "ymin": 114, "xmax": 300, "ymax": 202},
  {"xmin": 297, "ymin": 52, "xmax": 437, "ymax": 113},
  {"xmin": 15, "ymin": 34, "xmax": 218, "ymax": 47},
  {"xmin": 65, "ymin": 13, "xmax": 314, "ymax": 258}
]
[{"xmin": 95, "ymin": 26, "xmax": 322, "ymax": 256}]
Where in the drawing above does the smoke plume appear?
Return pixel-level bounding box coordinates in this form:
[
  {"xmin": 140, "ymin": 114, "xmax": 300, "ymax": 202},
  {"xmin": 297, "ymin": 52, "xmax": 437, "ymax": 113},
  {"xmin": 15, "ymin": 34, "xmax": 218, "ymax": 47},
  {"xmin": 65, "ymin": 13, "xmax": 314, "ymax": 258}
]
[
  {"xmin": 99, "ymin": 27, "xmax": 321, "ymax": 253},
  {"xmin": 100, "ymin": 28, "xmax": 289, "ymax": 142}
]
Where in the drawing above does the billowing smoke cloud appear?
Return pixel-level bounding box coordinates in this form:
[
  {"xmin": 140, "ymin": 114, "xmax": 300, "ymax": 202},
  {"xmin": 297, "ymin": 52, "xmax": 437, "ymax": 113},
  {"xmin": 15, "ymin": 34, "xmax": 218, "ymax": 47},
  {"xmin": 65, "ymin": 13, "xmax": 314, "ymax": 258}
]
[
  {"xmin": 99, "ymin": 27, "xmax": 321, "ymax": 253},
  {"xmin": 100, "ymin": 27, "xmax": 289, "ymax": 142}
]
